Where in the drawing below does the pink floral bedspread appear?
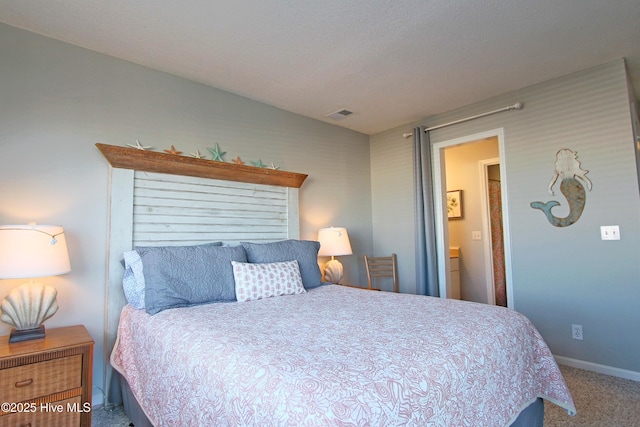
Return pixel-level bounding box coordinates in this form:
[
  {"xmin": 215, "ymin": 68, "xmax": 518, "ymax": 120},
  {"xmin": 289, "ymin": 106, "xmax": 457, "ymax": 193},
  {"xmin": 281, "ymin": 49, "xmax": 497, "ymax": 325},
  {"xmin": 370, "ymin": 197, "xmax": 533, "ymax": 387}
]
[{"xmin": 111, "ymin": 285, "xmax": 575, "ymax": 426}]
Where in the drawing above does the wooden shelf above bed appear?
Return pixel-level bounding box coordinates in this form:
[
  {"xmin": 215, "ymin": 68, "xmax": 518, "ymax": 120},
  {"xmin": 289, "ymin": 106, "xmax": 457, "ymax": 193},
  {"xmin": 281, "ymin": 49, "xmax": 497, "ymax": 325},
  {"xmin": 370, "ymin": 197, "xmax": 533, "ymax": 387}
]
[{"xmin": 96, "ymin": 143, "xmax": 308, "ymax": 188}]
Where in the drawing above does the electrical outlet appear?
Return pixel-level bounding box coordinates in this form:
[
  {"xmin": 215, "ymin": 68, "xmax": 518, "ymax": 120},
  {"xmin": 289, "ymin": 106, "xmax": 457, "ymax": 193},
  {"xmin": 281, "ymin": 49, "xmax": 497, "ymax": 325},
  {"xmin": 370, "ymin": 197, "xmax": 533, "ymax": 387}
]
[
  {"xmin": 472, "ymin": 231, "xmax": 481, "ymax": 240},
  {"xmin": 571, "ymin": 324, "xmax": 583, "ymax": 340}
]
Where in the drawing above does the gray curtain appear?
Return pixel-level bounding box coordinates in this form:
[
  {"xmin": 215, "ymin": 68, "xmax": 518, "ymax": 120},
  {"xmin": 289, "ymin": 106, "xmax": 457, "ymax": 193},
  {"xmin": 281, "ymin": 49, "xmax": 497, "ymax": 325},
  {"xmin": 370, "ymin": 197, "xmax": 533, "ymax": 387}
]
[{"xmin": 413, "ymin": 127, "xmax": 439, "ymax": 296}]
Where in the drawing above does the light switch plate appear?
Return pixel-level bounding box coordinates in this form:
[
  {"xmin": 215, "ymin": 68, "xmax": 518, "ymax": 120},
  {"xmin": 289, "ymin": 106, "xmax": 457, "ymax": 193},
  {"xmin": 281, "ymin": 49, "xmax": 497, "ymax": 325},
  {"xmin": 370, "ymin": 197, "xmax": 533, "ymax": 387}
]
[
  {"xmin": 600, "ymin": 225, "xmax": 620, "ymax": 240},
  {"xmin": 472, "ymin": 231, "xmax": 481, "ymax": 240}
]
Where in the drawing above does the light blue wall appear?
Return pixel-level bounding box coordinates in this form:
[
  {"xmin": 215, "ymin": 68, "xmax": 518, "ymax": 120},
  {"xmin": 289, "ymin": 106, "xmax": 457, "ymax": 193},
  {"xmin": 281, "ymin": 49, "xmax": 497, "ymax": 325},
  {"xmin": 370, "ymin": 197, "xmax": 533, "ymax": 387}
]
[
  {"xmin": 0, "ymin": 23, "xmax": 373, "ymax": 405},
  {"xmin": 368, "ymin": 127, "xmax": 417, "ymax": 293},
  {"xmin": 371, "ymin": 60, "xmax": 640, "ymax": 374}
]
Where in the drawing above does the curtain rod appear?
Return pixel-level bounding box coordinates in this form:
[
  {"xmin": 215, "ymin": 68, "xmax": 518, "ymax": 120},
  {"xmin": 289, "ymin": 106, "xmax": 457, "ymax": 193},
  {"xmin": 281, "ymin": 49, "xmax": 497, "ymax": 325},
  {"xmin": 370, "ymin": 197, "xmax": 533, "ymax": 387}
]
[{"xmin": 402, "ymin": 102, "xmax": 522, "ymax": 138}]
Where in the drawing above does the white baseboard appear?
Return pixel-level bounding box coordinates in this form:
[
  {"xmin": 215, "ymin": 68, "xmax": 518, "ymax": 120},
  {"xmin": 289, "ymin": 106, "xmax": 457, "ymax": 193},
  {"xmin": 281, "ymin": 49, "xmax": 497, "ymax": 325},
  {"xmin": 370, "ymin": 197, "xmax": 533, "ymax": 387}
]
[{"xmin": 554, "ymin": 355, "xmax": 640, "ymax": 382}]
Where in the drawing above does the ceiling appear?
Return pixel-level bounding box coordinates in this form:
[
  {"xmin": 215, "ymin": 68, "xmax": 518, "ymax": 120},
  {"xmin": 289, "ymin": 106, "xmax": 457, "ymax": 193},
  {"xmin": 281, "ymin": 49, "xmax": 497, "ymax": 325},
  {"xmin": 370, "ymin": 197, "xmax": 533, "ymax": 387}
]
[{"xmin": 1, "ymin": 0, "xmax": 639, "ymax": 135}]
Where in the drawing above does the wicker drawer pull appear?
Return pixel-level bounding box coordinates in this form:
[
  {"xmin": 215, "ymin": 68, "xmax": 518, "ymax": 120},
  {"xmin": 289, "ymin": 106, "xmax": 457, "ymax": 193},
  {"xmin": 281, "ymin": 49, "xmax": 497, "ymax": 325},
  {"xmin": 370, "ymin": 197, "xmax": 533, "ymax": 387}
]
[
  {"xmin": 14, "ymin": 379, "xmax": 33, "ymax": 388},
  {"xmin": 19, "ymin": 423, "xmax": 32, "ymax": 427}
]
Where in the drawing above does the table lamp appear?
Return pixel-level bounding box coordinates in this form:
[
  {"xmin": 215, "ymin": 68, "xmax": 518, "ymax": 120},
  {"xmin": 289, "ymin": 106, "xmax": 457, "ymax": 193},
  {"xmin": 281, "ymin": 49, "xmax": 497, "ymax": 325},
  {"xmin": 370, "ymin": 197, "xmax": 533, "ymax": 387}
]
[
  {"xmin": 0, "ymin": 224, "xmax": 71, "ymax": 343},
  {"xmin": 317, "ymin": 227, "xmax": 352, "ymax": 284}
]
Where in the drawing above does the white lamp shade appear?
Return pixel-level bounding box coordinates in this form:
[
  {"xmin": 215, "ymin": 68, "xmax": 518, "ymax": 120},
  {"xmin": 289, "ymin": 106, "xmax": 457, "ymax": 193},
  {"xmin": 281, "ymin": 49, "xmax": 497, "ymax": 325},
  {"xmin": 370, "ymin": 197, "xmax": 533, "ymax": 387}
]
[
  {"xmin": 317, "ymin": 227, "xmax": 352, "ymax": 257},
  {"xmin": 0, "ymin": 225, "xmax": 71, "ymax": 279}
]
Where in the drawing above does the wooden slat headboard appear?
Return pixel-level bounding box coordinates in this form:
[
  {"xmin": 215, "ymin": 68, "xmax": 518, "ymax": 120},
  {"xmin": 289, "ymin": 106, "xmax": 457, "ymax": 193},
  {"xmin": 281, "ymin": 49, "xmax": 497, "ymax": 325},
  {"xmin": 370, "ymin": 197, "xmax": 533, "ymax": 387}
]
[
  {"xmin": 132, "ymin": 172, "xmax": 295, "ymax": 245},
  {"xmin": 99, "ymin": 144, "xmax": 306, "ymax": 406}
]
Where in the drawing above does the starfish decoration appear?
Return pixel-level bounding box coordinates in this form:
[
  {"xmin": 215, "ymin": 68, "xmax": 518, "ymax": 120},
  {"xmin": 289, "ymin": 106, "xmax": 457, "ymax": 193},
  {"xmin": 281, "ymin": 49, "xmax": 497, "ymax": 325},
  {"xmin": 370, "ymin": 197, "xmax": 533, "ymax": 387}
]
[
  {"xmin": 190, "ymin": 150, "xmax": 205, "ymax": 159},
  {"xmin": 251, "ymin": 159, "xmax": 265, "ymax": 168},
  {"xmin": 208, "ymin": 143, "xmax": 226, "ymax": 162},
  {"xmin": 269, "ymin": 163, "xmax": 280, "ymax": 170},
  {"xmin": 164, "ymin": 145, "xmax": 182, "ymax": 155},
  {"xmin": 126, "ymin": 139, "xmax": 152, "ymax": 150},
  {"xmin": 232, "ymin": 156, "xmax": 245, "ymax": 165}
]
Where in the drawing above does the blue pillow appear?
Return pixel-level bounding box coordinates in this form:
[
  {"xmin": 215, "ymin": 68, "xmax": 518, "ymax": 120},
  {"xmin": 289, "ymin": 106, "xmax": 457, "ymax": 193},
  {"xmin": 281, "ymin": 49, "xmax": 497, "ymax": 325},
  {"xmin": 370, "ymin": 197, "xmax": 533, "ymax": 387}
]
[
  {"xmin": 138, "ymin": 243, "xmax": 246, "ymax": 315},
  {"xmin": 122, "ymin": 242, "xmax": 224, "ymax": 310},
  {"xmin": 241, "ymin": 240, "xmax": 323, "ymax": 289}
]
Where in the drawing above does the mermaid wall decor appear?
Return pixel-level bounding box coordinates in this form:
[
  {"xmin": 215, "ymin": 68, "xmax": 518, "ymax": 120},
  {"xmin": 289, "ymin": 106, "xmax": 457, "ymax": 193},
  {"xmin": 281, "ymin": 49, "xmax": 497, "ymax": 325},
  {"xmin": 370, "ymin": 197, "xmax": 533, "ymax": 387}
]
[{"xmin": 530, "ymin": 148, "xmax": 592, "ymax": 227}]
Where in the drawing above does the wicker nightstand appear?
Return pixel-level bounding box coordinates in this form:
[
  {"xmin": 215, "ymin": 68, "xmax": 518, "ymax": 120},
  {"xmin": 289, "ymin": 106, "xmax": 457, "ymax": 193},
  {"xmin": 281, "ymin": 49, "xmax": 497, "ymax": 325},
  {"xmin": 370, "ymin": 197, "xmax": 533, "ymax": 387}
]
[{"xmin": 0, "ymin": 325, "xmax": 94, "ymax": 427}]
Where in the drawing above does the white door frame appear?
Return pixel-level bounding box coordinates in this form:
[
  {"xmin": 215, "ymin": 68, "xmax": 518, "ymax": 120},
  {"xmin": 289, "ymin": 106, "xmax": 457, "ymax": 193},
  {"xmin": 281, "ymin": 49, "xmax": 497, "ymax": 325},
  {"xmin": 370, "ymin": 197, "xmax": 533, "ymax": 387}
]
[{"xmin": 432, "ymin": 128, "xmax": 515, "ymax": 309}]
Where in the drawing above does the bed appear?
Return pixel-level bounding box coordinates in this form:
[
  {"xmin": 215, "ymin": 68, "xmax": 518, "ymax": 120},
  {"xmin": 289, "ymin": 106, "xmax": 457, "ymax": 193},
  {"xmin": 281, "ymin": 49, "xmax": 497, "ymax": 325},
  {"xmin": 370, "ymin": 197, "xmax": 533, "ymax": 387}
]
[{"xmin": 98, "ymin": 144, "xmax": 575, "ymax": 426}]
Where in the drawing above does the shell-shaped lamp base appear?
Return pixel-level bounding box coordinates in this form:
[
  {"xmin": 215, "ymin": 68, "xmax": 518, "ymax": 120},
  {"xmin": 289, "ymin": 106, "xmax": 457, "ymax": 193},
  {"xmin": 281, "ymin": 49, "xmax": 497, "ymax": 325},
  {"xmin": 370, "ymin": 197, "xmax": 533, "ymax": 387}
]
[
  {"xmin": 323, "ymin": 259, "xmax": 344, "ymax": 284},
  {"xmin": 0, "ymin": 282, "xmax": 58, "ymax": 331}
]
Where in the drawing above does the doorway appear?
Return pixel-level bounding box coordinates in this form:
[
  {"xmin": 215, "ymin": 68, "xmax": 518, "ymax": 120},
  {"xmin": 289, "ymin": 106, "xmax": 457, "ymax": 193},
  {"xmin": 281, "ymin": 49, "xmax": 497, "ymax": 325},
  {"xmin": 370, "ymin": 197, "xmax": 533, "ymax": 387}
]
[{"xmin": 431, "ymin": 129, "xmax": 514, "ymax": 308}]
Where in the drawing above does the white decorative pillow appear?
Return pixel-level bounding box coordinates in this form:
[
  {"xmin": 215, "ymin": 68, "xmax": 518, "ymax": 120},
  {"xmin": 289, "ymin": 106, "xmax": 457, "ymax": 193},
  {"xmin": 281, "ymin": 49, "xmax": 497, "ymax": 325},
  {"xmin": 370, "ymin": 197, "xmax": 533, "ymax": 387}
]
[
  {"xmin": 122, "ymin": 250, "xmax": 146, "ymax": 309},
  {"xmin": 232, "ymin": 260, "xmax": 306, "ymax": 302}
]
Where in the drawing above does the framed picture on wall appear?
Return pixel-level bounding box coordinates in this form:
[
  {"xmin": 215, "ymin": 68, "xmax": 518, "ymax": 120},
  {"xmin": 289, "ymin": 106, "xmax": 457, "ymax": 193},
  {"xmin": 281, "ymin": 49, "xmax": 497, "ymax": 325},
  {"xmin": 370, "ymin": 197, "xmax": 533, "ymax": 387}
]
[{"xmin": 447, "ymin": 190, "xmax": 463, "ymax": 219}]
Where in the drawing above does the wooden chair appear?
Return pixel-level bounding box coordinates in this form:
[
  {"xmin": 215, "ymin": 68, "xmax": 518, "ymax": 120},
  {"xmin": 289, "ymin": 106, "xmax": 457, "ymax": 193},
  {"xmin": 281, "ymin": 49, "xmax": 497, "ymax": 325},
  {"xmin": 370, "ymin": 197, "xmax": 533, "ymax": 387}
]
[{"xmin": 364, "ymin": 253, "xmax": 399, "ymax": 292}]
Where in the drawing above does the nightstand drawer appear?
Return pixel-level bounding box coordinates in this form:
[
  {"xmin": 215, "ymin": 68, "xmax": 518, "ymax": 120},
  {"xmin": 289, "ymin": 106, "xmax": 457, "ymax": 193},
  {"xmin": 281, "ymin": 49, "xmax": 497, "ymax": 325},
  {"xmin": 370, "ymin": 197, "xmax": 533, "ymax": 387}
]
[
  {"xmin": 0, "ymin": 396, "xmax": 81, "ymax": 427},
  {"xmin": 1, "ymin": 355, "xmax": 82, "ymax": 402}
]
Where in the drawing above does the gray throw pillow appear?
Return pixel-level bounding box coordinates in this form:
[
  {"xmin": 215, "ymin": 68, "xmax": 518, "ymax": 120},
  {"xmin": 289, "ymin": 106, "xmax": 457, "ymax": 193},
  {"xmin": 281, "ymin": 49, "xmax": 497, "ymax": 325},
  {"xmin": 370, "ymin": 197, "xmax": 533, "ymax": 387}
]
[
  {"xmin": 141, "ymin": 243, "xmax": 246, "ymax": 314},
  {"xmin": 241, "ymin": 240, "xmax": 323, "ymax": 289}
]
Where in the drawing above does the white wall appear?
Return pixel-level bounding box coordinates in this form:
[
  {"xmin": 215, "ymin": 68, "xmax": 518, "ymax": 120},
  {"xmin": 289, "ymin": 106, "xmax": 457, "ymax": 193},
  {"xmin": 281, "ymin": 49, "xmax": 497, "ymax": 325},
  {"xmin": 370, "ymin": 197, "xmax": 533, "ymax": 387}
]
[
  {"xmin": 371, "ymin": 60, "xmax": 640, "ymax": 376},
  {"xmin": 0, "ymin": 23, "xmax": 373, "ymax": 405}
]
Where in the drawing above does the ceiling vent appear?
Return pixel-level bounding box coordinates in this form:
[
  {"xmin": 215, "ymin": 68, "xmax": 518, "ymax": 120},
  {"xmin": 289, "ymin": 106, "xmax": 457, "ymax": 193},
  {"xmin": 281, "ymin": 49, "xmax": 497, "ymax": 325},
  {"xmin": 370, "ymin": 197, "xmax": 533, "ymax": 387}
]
[{"xmin": 326, "ymin": 109, "xmax": 354, "ymax": 120}]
